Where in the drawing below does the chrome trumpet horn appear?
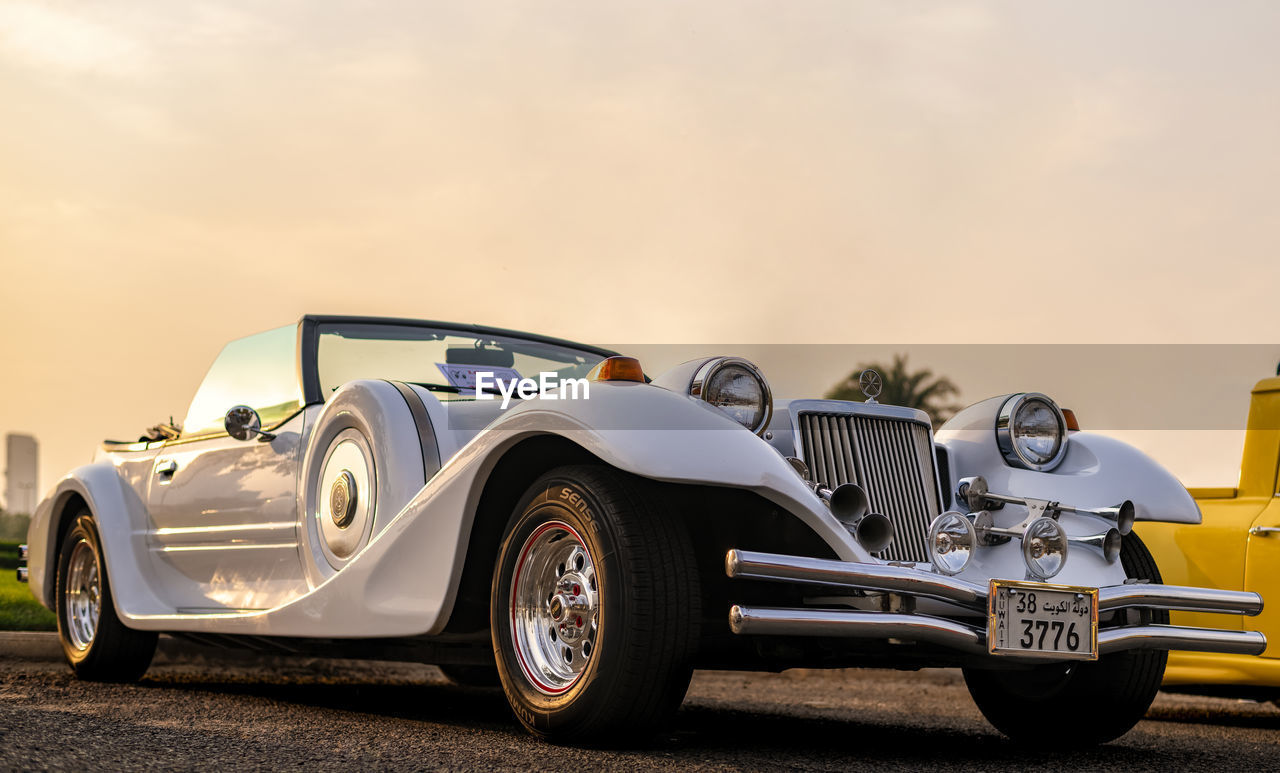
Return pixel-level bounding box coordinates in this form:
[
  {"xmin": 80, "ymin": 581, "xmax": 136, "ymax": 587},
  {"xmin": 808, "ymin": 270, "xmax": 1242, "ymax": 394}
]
[
  {"xmin": 1083, "ymin": 502, "xmax": 1135, "ymax": 536},
  {"xmin": 972, "ymin": 509, "xmax": 1121, "ymax": 564},
  {"xmin": 1069, "ymin": 528, "xmax": 1123, "ymax": 563},
  {"xmin": 817, "ymin": 482, "xmax": 870, "ymax": 523},
  {"xmin": 853, "ymin": 512, "xmax": 896, "ymax": 554},
  {"xmin": 817, "ymin": 483, "xmax": 895, "ymax": 553},
  {"xmin": 957, "ymin": 476, "xmax": 1136, "ymax": 535}
]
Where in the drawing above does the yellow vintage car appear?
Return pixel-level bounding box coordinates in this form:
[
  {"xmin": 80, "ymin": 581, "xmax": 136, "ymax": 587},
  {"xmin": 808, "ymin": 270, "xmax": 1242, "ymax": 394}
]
[{"xmin": 1137, "ymin": 375, "xmax": 1280, "ymax": 700}]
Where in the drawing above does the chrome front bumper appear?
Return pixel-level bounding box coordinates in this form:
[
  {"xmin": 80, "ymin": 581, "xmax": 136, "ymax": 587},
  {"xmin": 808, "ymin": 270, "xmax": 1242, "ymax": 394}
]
[{"xmin": 726, "ymin": 549, "xmax": 1267, "ymax": 658}]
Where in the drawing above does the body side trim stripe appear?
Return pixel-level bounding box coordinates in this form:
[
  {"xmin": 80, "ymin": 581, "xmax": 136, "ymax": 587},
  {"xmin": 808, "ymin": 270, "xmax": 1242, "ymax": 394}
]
[{"xmin": 389, "ymin": 380, "xmax": 443, "ymax": 482}]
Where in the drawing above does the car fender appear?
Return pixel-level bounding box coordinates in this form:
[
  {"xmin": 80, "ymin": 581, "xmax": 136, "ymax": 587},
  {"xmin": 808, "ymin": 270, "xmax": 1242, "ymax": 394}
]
[
  {"xmin": 27, "ymin": 463, "xmax": 171, "ymax": 614},
  {"xmin": 476, "ymin": 381, "xmax": 867, "ymax": 553},
  {"xmin": 937, "ymin": 396, "xmax": 1201, "ymax": 524}
]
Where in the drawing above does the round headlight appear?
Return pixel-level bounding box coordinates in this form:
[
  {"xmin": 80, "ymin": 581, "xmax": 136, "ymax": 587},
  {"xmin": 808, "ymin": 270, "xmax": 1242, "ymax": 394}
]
[
  {"xmin": 1022, "ymin": 517, "xmax": 1068, "ymax": 579},
  {"xmin": 927, "ymin": 511, "xmax": 976, "ymax": 576},
  {"xmin": 691, "ymin": 357, "xmax": 773, "ymax": 435},
  {"xmin": 996, "ymin": 393, "xmax": 1069, "ymax": 471}
]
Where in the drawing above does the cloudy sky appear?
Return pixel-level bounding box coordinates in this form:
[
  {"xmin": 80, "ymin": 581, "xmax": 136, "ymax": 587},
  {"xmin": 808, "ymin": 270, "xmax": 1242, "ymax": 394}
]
[{"xmin": 1, "ymin": 1, "xmax": 1278, "ymax": 495}]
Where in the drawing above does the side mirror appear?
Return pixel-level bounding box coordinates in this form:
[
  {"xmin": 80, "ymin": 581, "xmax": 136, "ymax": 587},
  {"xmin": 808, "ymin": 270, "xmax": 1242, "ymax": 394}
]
[{"xmin": 224, "ymin": 405, "xmax": 275, "ymax": 442}]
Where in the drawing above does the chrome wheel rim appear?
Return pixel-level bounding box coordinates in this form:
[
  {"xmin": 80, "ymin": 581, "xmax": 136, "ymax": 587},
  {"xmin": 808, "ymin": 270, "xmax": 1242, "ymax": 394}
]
[
  {"xmin": 510, "ymin": 520, "xmax": 600, "ymax": 695},
  {"xmin": 64, "ymin": 539, "xmax": 101, "ymax": 651}
]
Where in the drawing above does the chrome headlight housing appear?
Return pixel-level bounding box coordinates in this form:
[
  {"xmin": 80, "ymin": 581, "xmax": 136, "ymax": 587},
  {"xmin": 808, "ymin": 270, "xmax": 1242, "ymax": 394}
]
[
  {"xmin": 996, "ymin": 393, "xmax": 1069, "ymax": 472},
  {"xmin": 691, "ymin": 357, "xmax": 773, "ymax": 435}
]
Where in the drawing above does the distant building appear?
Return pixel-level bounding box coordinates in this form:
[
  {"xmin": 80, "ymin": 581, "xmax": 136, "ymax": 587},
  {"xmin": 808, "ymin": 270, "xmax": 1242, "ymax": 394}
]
[{"xmin": 4, "ymin": 434, "xmax": 38, "ymax": 515}]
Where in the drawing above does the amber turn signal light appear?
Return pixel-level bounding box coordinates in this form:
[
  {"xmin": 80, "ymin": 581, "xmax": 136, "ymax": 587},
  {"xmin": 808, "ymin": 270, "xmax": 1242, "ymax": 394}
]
[
  {"xmin": 587, "ymin": 356, "xmax": 645, "ymax": 382},
  {"xmin": 1061, "ymin": 408, "xmax": 1080, "ymax": 431}
]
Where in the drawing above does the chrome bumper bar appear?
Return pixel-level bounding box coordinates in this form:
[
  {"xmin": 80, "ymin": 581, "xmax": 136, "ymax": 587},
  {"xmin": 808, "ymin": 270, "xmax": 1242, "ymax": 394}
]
[
  {"xmin": 726, "ymin": 549, "xmax": 1267, "ymax": 659},
  {"xmin": 726, "ymin": 549, "xmax": 1264, "ymax": 616},
  {"xmin": 730, "ymin": 606, "xmax": 987, "ymax": 655},
  {"xmin": 1097, "ymin": 625, "xmax": 1267, "ymax": 655},
  {"xmin": 1097, "ymin": 584, "xmax": 1262, "ymax": 615},
  {"xmin": 728, "ymin": 605, "xmax": 1268, "ymax": 657},
  {"xmin": 727, "ymin": 549, "xmax": 988, "ymax": 608}
]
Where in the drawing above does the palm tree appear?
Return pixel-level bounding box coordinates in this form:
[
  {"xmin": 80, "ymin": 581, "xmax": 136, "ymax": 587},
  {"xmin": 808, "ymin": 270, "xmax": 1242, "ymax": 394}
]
[{"xmin": 825, "ymin": 353, "xmax": 961, "ymax": 429}]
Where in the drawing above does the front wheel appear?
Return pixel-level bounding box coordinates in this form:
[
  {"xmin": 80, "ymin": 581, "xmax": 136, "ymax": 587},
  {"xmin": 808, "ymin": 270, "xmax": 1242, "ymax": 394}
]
[
  {"xmin": 56, "ymin": 512, "xmax": 157, "ymax": 681},
  {"xmin": 491, "ymin": 465, "xmax": 700, "ymax": 742},
  {"xmin": 963, "ymin": 533, "xmax": 1169, "ymax": 745}
]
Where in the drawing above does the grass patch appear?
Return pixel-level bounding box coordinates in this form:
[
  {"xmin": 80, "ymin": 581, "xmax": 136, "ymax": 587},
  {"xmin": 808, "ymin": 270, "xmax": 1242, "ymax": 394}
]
[{"xmin": 0, "ymin": 541, "xmax": 56, "ymax": 631}]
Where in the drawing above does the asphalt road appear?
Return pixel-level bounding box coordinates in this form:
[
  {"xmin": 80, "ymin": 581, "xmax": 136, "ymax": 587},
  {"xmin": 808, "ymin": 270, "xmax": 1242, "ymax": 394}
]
[{"xmin": 1, "ymin": 654, "xmax": 1277, "ymax": 771}]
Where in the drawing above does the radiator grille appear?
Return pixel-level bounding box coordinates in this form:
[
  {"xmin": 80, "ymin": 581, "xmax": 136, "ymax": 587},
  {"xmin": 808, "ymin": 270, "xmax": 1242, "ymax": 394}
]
[{"xmin": 798, "ymin": 412, "xmax": 942, "ymax": 563}]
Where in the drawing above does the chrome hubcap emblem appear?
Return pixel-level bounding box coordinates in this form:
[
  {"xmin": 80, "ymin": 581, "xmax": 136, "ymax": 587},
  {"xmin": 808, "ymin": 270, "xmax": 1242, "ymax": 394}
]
[
  {"xmin": 510, "ymin": 521, "xmax": 600, "ymax": 694},
  {"xmin": 330, "ymin": 470, "xmax": 357, "ymax": 529},
  {"xmin": 64, "ymin": 539, "xmax": 101, "ymax": 651}
]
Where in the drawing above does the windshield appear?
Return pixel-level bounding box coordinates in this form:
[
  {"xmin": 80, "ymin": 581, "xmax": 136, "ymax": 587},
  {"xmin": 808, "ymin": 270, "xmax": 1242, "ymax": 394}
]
[{"xmin": 316, "ymin": 323, "xmax": 606, "ymax": 400}]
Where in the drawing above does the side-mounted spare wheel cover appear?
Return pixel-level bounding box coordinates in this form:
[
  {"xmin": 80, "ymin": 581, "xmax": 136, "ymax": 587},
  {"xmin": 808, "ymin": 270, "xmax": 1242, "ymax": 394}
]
[
  {"xmin": 298, "ymin": 379, "xmax": 431, "ymax": 587},
  {"xmin": 316, "ymin": 429, "xmax": 375, "ymax": 564}
]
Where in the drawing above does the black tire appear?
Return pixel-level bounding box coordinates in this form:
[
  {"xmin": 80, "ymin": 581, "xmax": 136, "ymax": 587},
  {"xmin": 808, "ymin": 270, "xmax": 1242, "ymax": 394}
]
[
  {"xmin": 55, "ymin": 512, "xmax": 158, "ymax": 681},
  {"xmin": 964, "ymin": 533, "xmax": 1169, "ymax": 746},
  {"xmin": 491, "ymin": 465, "xmax": 700, "ymax": 743},
  {"xmin": 438, "ymin": 664, "xmax": 501, "ymax": 688}
]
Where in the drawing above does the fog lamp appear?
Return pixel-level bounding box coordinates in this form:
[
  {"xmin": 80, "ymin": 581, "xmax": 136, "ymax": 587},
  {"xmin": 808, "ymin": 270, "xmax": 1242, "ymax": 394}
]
[
  {"xmin": 1022, "ymin": 517, "xmax": 1068, "ymax": 579},
  {"xmin": 927, "ymin": 511, "xmax": 976, "ymax": 576}
]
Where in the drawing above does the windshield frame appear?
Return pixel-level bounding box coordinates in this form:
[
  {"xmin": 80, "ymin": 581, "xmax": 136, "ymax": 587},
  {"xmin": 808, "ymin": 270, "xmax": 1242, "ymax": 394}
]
[{"xmin": 299, "ymin": 314, "xmax": 620, "ymax": 405}]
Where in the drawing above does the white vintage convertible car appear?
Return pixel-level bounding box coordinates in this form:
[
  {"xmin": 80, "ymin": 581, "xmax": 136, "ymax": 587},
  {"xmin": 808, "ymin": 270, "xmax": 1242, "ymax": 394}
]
[{"xmin": 20, "ymin": 316, "xmax": 1266, "ymax": 745}]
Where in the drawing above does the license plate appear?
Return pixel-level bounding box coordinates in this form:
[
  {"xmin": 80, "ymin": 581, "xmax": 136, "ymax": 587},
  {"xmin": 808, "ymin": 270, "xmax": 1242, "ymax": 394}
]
[{"xmin": 988, "ymin": 579, "xmax": 1098, "ymax": 660}]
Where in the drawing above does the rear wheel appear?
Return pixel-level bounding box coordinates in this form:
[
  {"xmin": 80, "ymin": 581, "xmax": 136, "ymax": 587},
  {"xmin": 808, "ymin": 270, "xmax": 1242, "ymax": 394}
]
[
  {"xmin": 56, "ymin": 512, "xmax": 157, "ymax": 681},
  {"xmin": 491, "ymin": 465, "xmax": 699, "ymax": 742},
  {"xmin": 963, "ymin": 533, "xmax": 1169, "ymax": 745}
]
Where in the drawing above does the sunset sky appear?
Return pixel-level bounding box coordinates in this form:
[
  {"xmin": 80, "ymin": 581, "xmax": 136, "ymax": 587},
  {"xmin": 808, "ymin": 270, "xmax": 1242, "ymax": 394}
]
[{"xmin": 2, "ymin": 1, "xmax": 1278, "ymax": 497}]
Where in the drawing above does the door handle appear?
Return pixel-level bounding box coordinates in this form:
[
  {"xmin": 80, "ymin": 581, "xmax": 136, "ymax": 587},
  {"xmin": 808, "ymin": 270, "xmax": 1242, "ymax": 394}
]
[
  {"xmin": 1249, "ymin": 526, "xmax": 1280, "ymax": 536},
  {"xmin": 156, "ymin": 460, "xmax": 177, "ymax": 477}
]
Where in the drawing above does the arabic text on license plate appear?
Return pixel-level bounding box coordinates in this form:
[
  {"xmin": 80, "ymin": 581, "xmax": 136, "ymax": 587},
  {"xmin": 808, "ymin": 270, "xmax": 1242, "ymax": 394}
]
[{"xmin": 988, "ymin": 580, "xmax": 1098, "ymax": 661}]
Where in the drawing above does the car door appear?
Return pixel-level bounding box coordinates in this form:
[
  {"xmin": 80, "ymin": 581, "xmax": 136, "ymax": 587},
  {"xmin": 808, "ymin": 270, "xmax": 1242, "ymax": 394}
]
[
  {"xmin": 146, "ymin": 324, "xmax": 309, "ymax": 611},
  {"xmin": 1244, "ymin": 495, "xmax": 1280, "ymax": 658}
]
